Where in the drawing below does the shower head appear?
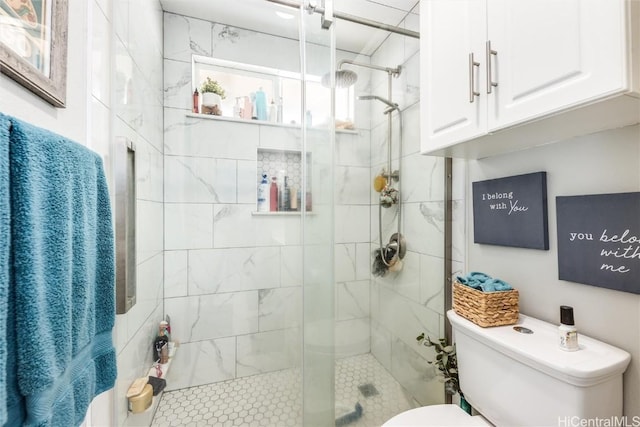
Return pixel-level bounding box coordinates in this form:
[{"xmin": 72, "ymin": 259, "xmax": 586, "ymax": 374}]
[
  {"xmin": 357, "ymin": 95, "xmax": 398, "ymax": 111},
  {"xmin": 321, "ymin": 60, "xmax": 402, "ymax": 89},
  {"xmin": 321, "ymin": 69, "xmax": 358, "ymax": 88}
]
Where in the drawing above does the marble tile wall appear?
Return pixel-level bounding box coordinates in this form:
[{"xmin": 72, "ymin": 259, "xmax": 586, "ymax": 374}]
[
  {"xmin": 368, "ymin": 4, "xmax": 448, "ymax": 406},
  {"xmin": 103, "ymin": 0, "xmax": 166, "ymax": 425},
  {"xmin": 164, "ymin": 12, "xmax": 297, "ymax": 388},
  {"xmin": 163, "ymin": 114, "xmax": 305, "ymax": 388},
  {"xmin": 335, "ymin": 128, "xmax": 373, "ymax": 358},
  {"xmin": 163, "ymin": 11, "xmax": 374, "ymax": 391}
]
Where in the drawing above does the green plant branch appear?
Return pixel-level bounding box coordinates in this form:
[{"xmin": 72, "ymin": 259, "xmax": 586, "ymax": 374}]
[
  {"xmin": 200, "ymin": 77, "xmax": 226, "ymax": 99},
  {"xmin": 417, "ymin": 333, "xmax": 461, "ymax": 397}
]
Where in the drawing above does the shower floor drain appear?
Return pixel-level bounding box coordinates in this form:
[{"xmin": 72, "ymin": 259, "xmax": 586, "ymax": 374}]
[{"xmin": 358, "ymin": 383, "xmax": 379, "ymax": 398}]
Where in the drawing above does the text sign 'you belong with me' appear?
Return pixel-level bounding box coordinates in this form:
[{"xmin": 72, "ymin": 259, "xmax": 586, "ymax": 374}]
[
  {"xmin": 472, "ymin": 171, "xmax": 549, "ymax": 250},
  {"xmin": 556, "ymin": 192, "xmax": 640, "ymax": 294}
]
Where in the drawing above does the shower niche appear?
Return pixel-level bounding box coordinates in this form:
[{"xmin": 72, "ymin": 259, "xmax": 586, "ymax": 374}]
[
  {"xmin": 191, "ymin": 55, "xmax": 353, "ymax": 128},
  {"xmin": 255, "ymin": 148, "xmax": 312, "ymax": 214}
]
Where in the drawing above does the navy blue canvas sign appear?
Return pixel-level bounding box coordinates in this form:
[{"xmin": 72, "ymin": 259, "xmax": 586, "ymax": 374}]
[
  {"xmin": 472, "ymin": 172, "xmax": 549, "ymax": 250},
  {"xmin": 556, "ymin": 192, "xmax": 640, "ymax": 294}
]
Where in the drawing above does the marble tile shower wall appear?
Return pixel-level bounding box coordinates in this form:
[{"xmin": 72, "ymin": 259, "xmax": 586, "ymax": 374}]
[
  {"xmin": 163, "ymin": 13, "xmax": 373, "ymax": 391},
  {"xmin": 367, "ymin": 4, "xmax": 452, "ymax": 406},
  {"xmin": 97, "ymin": 1, "xmax": 166, "ymax": 426}
]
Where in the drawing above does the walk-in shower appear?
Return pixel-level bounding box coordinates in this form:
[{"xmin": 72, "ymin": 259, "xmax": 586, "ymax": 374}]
[{"xmin": 151, "ymin": 1, "xmax": 446, "ymax": 426}]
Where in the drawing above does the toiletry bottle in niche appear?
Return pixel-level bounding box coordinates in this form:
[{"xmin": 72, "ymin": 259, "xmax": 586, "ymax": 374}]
[
  {"xmin": 270, "ymin": 177, "xmax": 278, "ymax": 212},
  {"xmin": 306, "ymin": 191, "xmax": 312, "ymax": 211},
  {"xmin": 269, "ymin": 100, "xmax": 277, "ymax": 123},
  {"xmin": 559, "ymin": 305, "xmax": 579, "ymax": 351},
  {"xmin": 257, "ymin": 173, "xmax": 269, "ymax": 212},
  {"xmin": 233, "ymin": 97, "xmax": 243, "ymax": 118},
  {"xmin": 242, "ymin": 96, "xmax": 252, "ymax": 120},
  {"xmin": 277, "ymin": 170, "xmax": 286, "ymax": 211},
  {"xmin": 290, "ymin": 185, "xmax": 298, "ymax": 211},
  {"xmin": 255, "ymin": 87, "xmax": 268, "ymax": 121},
  {"xmin": 250, "ymin": 92, "xmax": 258, "ymax": 119},
  {"xmin": 192, "ymin": 89, "xmax": 199, "ymax": 114},
  {"xmin": 283, "ymin": 176, "xmax": 290, "ymax": 211},
  {"xmin": 277, "ymin": 97, "xmax": 283, "ymax": 123}
]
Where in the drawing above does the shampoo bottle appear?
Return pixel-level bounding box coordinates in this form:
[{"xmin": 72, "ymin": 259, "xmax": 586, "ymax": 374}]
[
  {"xmin": 192, "ymin": 89, "xmax": 199, "ymax": 114},
  {"xmin": 255, "ymin": 87, "xmax": 268, "ymax": 120},
  {"xmin": 234, "ymin": 97, "xmax": 243, "ymax": 118},
  {"xmin": 290, "ymin": 185, "xmax": 298, "ymax": 211},
  {"xmin": 277, "ymin": 170, "xmax": 286, "ymax": 211},
  {"xmin": 277, "ymin": 97, "xmax": 283, "ymax": 123},
  {"xmin": 283, "ymin": 176, "xmax": 290, "ymax": 211},
  {"xmin": 559, "ymin": 305, "xmax": 579, "ymax": 351},
  {"xmin": 269, "ymin": 100, "xmax": 277, "ymax": 123},
  {"xmin": 257, "ymin": 173, "xmax": 269, "ymax": 212},
  {"xmin": 270, "ymin": 177, "xmax": 278, "ymax": 212}
]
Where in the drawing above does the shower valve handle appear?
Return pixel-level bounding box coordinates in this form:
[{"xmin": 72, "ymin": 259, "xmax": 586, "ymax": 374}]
[{"xmin": 469, "ymin": 53, "xmax": 480, "ymax": 103}]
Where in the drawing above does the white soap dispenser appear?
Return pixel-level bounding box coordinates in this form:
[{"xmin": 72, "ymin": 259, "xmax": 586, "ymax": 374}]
[{"xmin": 559, "ymin": 305, "xmax": 579, "ymax": 351}]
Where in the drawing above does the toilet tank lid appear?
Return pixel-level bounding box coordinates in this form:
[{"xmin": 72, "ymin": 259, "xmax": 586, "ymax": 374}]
[{"xmin": 448, "ymin": 310, "xmax": 631, "ymax": 387}]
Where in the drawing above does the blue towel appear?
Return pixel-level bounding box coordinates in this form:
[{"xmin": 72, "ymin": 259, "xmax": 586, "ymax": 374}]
[
  {"xmin": 1, "ymin": 113, "xmax": 24, "ymax": 427},
  {"xmin": 457, "ymin": 271, "xmax": 513, "ymax": 292},
  {"xmin": 1, "ymin": 114, "xmax": 117, "ymax": 426},
  {"xmin": 0, "ymin": 114, "xmax": 10, "ymax": 425}
]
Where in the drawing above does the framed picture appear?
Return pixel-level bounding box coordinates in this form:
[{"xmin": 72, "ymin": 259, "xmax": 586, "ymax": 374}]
[
  {"xmin": 472, "ymin": 171, "xmax": 549, "ymax": 250},
  {"xmin": 0, "ymin": 0, "xmax": 68, "ymax": 107}
]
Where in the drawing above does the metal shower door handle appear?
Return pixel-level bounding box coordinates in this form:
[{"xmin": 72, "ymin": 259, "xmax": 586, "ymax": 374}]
[
  {"xmin": 486, "ymin": 40, "xmax": 498, "ymax": 94},
  {"xmin": 469, "ymin": 53, "xmax": 480, "ymax": 103}
]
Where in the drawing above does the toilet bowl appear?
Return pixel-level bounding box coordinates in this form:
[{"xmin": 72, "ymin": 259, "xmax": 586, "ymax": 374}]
[
  {"xmin": 382, "ymin": 404, "xmax": 490, "ymax": 426},
  {"xmin": 383, "ymin": 310, "xmax": 630, "ymax": 426}
]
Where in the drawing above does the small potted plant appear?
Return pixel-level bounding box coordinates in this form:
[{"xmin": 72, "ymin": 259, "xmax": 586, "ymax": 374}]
[
  {"xmin": 417, "ymin": 333, "xmax": 472, "ymax": 414},
  {"xmin": 200, "ymin": 77, "xmax": 226, "ymax": 114}
]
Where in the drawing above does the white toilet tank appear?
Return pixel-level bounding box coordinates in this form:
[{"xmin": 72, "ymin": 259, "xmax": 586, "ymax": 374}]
[{"xmin": 448, "ymin": 310, "xmax": 631, "ymax": 426}]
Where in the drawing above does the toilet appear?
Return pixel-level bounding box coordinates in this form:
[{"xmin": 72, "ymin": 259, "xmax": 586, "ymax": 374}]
[{"xmin": 384, "ymin": 309, "xmax": 631, "ymax": 426}]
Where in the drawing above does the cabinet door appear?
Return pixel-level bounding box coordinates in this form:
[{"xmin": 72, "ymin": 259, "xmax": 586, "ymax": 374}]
[
  {"xmin": 488, "ymin": 0, "xmax": 627, "ymax": 129},
  {"xmin": 421, "ymin": 0, "xmax": 487, "ymax": 153}
]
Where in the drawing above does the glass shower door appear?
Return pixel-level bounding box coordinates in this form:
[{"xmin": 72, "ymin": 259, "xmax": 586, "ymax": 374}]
[{"xmin": 299, "ymin": 5, "xmax": 336, "ymax": 426}]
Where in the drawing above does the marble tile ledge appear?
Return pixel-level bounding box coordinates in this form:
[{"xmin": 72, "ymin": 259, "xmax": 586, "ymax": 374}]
[
  {"xmin": 186, "ymin": 113, "xmax": 360, "ymax": 134},
  {"xmin": 125, "ymin": 342, "xmax": 178, "ymax": 426}
]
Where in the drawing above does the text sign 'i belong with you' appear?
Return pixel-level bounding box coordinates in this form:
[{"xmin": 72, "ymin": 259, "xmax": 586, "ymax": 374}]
[{"xmin": 472, "ymin": 171, "xmax": 549, "ymax": 250}]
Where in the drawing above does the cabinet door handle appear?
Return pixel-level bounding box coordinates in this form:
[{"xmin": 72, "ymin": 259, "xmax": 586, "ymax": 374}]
[
  {"xmin": 469, "ymin": 53, "xmax": 480, "ymax": 103},
  {"xmin": 486, "ymin": 40, "xmax": 498, "ymax": 94}
]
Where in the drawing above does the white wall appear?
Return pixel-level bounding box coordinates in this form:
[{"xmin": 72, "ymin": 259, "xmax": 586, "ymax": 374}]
[
  {"xmin": 2, "ymin": 0, "xmax": 165, "ymax": 425},
  {"xmin": 464, "ymin": 125, "xmax": 640, "ymax": 417},
  {"xmin": 1, "ymin": 0, "xmax": 107, "ymax": 424}
]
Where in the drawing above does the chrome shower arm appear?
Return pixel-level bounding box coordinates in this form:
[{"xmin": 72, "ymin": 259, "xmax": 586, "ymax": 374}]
[
  {"xmin": 357, "ymin": 95, "xmax": 398, "ymax": 111},
  {"xmin": 338, "ymin": 60, "xmax": 401, "ymax": 77}
]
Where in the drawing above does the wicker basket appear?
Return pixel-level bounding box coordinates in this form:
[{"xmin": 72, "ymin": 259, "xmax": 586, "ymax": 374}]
[{"xmin": 453, "ymin": 281, "xmax": 519, "ymax": 327}]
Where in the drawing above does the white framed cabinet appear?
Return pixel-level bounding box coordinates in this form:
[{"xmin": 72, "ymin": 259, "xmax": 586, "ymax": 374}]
[
  {"xmin": 421, "ymin": 0, "xmax": 638, "ymax": 158},
  {"xmin": 422, "ymin": 0, "xmax": 488, "ymax": 147}
]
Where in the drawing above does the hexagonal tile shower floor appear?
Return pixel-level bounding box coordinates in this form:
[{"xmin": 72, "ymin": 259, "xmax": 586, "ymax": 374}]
[{"xmin": 151, "ymin": 353, "xmax": 414, "ymax": 426}]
